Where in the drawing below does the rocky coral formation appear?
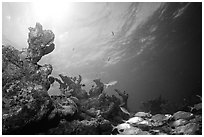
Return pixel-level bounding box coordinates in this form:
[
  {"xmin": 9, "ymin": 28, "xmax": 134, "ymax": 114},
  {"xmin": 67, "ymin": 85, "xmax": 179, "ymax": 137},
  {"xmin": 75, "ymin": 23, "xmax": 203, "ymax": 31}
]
[
  {"xmin": 27, "ymin": 23, "xmax": 55, "ymax": 63},
  {"xmin": 46, "ymin": 117, "xmax": 112, "ymax": 135},
  {"xmin": 54, "ymin": 74, "xmax": 88, "ymax": 99},
  {"xmin": 52, "ymin": 75, "xmax": 127, "ymax": 123},
  {"xmin": 2, "ymin": 23, "xmax": 55, "ymax": 134},
  {"xmin": 48, "ymin": 95, "xmax": 79, "ymax": 121},
  {"xmin": 2, "ymin": 23, "xmax": 202, "ymax": 135},
  {"xmin": 2, "ymin": 23, "xmax": 122, "ymax": 135}
]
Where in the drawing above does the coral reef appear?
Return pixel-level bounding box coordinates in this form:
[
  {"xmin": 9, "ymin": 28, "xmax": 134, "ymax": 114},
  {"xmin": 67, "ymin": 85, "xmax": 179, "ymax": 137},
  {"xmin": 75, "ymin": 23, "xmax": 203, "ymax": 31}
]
[
  {"xmin": 2, "ymin": 23, "xmax": 55, "ymax": 134},
  {"xmin": 56, "ymin": 74, "xmax": 88, "ymax": 99},
  {"xmin": 2, "ymin": 23, "xmax": 122, "ymax": 135},
  {"xmin": 46, "ymin": 118, "xmax": 112, "ymax": 135},
  {"xmin": 2, "ymin": 23, "xmax": 202, "ymax": 135}
]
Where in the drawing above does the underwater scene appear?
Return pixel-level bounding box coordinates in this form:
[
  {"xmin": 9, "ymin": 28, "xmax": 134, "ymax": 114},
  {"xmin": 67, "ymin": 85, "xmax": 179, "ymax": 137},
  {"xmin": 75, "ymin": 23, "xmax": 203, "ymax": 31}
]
[{"xmin": 2, "ymin": 2, "xmax": 202, "ymax": 135}]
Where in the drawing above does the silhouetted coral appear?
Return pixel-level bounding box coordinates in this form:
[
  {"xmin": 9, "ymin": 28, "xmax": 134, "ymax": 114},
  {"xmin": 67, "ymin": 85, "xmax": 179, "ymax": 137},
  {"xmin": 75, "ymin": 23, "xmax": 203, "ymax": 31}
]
[
  {"xmin": 2, "ymin": 23, "xmax": 55, "ymax": 134},
  {"xmin": 88, "ymin": 79, "xmax": 104, "ymax": 97},
  {"xmin": 55, "ymin": 74, "xmax": 88, "ymax": 99},
  {"xmin": 27, "ymin": 23, "xmax": 55, "ymax": 63}
]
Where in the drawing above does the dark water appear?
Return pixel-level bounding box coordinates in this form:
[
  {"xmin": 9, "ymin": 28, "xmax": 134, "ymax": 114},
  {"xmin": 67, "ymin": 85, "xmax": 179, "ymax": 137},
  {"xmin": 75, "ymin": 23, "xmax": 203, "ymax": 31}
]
[{"xmin": 124, "ymin": 3, "xmax": 202, "ymax": 112}]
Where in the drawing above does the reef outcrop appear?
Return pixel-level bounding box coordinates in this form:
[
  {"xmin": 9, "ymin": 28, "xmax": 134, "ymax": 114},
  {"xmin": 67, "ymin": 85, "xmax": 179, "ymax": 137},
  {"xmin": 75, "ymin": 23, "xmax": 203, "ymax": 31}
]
[{"xmin": 2, "ymin": 23, "xmax": 55, "ymax": 134}]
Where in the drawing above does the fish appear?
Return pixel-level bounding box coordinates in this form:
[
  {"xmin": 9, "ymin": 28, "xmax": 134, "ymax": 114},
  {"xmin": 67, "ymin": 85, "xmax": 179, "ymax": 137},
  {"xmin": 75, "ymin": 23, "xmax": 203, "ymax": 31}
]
[
  {"xmin": 119, "ymin": 127, "xmax": 141, "ymax": 135},
  {"xmin": 104, "ymin": 81, "xmax": 118, "ymax": 88},
  {"xmin": 171, "ymin": 119, "xmax": 188, "ymax": 127},
  {"xmin": 112, "ymin": 31, "xmax": 114, "ymax": 36},
  {"xmin": 111, "ymin": 123, "xmax": 131, "ymax": 132},
  {"xmin": 196, "ymin": 95, "xmax": 202, "ymax": 101},
  {"xmin": 119, "ymin": 106, "xmax": 130, "ymax": 116},
  {"xmin": 124, "ymin": 117, "xmax": 144, "ymax": 124},
  {"xmin": 107, "ymin": 57, "xmax": 111, "ymax": 61},
  {"xmin": 134, "ymin": 111, "xmax": 152, "ymax": 118}
]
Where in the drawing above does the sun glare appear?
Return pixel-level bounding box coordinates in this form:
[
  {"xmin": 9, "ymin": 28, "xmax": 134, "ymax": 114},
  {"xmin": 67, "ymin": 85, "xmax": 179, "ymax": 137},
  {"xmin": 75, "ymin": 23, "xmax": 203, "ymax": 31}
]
[{"xmin": 32, "ymin": 1, "xmax": 73, "ymax": 23}]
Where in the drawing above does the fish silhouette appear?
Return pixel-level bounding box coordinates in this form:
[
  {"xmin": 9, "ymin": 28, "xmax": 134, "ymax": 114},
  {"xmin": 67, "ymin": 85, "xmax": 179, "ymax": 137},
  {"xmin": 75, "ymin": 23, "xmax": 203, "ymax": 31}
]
[
  {"xmin": 104, "ymin": 80, "xmax": 118, "ymax": 88},
  {"xmin": 119, "ymin": 106, "xmax": 130, "ymax": 116},
  {"xmin": 112, "ymin": 31, "xmax": 114, "ymax": 36}
]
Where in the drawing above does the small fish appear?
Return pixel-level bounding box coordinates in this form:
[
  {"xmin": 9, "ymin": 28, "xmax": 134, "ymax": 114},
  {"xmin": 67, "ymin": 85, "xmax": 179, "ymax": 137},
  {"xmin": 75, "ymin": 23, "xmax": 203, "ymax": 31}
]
[
  {"xmin": 138, "ymin": 120, "xmax": 152, "ymax": 126},
  {"xmin": 171, "ymin": 119, "xmax": 188, "ymax": 127},
  {"xmin": 134, "ymin": 112, "xmax": 152, "ymax": 118},
  {"xmin": 111, "ymin": 123, "xmax": 131, "ymax": 131},
  {"xmin": 107, "ymin": 57, "xmax": 111, "ymax": 61},
  {"xmin": 72, "ymin": 48, "xmax": 75, "ymax": 51},
  {"xmin": 196, "ymin": 95, "xmax": 202, "ymax": 101},
  {"xmin": 150, "ymin": 129, "xmax": 160, "ymax": 133},
  {"xmin": 104, "ymin": 81, "xmax": 118, "ymax": 88},
  {"xmin": 112, "ymin": 31, "xmax": 114, "ymax": 36},
  {"xmin": 125, "ymin": 117, "xmax": 144, "ymax": 124},
  {"xmin": 120, "ymin": 106, "xmax": 130, "ymax": 116},
  {"xmin": 119, "ymin": 127, "xmax": 141, "ymax": 135}
]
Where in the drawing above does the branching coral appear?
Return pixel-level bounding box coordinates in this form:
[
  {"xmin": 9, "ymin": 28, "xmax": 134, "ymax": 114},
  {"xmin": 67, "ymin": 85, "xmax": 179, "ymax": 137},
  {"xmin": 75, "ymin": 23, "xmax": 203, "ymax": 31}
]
[
  {"xmin": 54, "ymin": 74, "xmax": 88, "ymax": 100},
  {"xmin": 52, "ymin": 73, "xmax": 125, "ymax": 122},
  {"xmin": 49, "ymin": 95, "xmax": 79, "ymax": 120}
]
